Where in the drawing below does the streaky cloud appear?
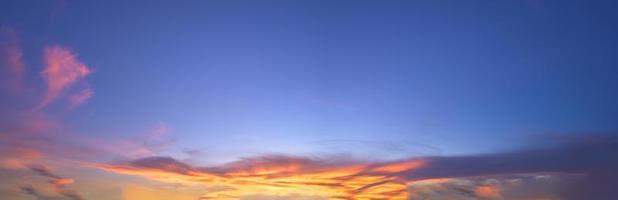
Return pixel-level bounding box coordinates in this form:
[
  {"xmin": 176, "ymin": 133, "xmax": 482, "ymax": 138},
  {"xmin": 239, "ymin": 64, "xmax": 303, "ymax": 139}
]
[
  {"xmin": 96, "ymin": 134, "xmax": 618, "ymax": 199},
  {"xmin": 99, "ymin": 155, "xmax": 426, "ymax": 199},
  {"xmin": 23, "ymin": 165, "xmax": 83, "ymax": 200}
]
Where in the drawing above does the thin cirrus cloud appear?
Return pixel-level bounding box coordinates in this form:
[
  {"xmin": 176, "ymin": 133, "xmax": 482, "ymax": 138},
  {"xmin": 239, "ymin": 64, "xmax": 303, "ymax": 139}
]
[
  {"xmin": 38, "ymin": 46, "xmax": 92, "ymax": 110},
  {"xmin": 0, "ymin": 26, "xmax": 25, "ymax": 93},
  {"xmin": 68, "ymin": 87, "xmax": 93, "ymax": 108}
]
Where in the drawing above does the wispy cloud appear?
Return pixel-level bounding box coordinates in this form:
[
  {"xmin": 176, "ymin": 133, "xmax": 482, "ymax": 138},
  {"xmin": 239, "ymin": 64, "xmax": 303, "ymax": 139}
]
[
  {"xmin": 1, "ymin": 27, "xmax": 93, "ymax": 111},
  {"xmin": 0, "ymin": 26, "xmax": 25, "ymax": 93},
  {"xmin": 24, "ymin": 165, "xmax": 83, "ymax": 200},
  {"xmin": 68, "ymin": 87, "xmax": 93, "ymax": 108},
  {"xmin": 38, "ymin": 46, "xmax": 92, "ymax": 110}
]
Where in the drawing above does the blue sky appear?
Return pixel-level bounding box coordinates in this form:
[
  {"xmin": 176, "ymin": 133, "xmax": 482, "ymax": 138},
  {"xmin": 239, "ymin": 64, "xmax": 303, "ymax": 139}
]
[
  {"xmin": 2, "ymin": 0, "xmax": 617, "ymax": 158},
  {"xmin": 1, "ymin": 1, "xmax": 618, "ymax": 199},
  {"xmin": 38, "ymin": 0, "xmax": 618, "ymax": 159}
]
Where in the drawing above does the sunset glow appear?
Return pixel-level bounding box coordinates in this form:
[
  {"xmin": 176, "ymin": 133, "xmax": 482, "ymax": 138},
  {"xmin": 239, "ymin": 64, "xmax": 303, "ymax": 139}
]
[
  {"xmin": 98, "ymin": 157, "xmax": 426, "ymax": 199},
  {"xmin": 1, "ymin": 1, "xmax": 617, "ymax": 199}
]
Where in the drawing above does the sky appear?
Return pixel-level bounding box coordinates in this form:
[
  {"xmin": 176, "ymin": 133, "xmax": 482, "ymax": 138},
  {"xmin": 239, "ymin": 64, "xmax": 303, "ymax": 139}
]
[{"xmin": 1, "ymin": 0, "xmax": 617, "ymax": 199}]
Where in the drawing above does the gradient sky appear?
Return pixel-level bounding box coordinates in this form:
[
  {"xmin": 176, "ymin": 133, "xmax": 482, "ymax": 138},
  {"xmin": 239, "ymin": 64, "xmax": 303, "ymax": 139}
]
[{"xmin": 1, "ymin": 1, "xmax": 617, "ymax": 200}]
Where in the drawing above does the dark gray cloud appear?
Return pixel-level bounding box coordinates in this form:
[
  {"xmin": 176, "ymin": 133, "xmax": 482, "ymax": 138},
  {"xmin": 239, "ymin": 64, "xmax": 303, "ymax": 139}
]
[
  {"xmin": 402, "ymin": 134, "xmax": 618, "ymax": 200},
  {"xmin": 404, "ymin": 135, "xmax": 618, "ymax": 179}
]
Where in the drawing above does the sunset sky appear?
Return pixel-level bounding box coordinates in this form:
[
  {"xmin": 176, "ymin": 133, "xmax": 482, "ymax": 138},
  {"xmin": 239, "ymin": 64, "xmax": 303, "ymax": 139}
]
[{"xmin": 1, "ymin": 1, "xmax": 617, "ymax": 200}]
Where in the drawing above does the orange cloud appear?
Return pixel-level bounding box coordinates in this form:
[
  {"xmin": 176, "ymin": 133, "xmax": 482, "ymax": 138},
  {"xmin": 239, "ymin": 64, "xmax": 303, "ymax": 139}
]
[
  {"xmin": 38, "ymin": 46, "xmax": 91, "ymax": 109},
  {"xmin": 98, "ymin": 156, "xmax": 426, "ymax": 199},
  {"xmin": 0, "ymin": 147, "xmax": 41, "ymax": 170},
  {"xmin": 475, "ymin": 185, "xmax": 501, "ymax": 199}
]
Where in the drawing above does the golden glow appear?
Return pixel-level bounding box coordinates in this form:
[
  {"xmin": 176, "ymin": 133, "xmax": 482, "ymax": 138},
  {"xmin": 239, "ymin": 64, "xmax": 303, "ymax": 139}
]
[
  {"xmin": 98, "ymin": 159, "xmax": 427, "ymax": 199},
  {"xmin": 122, "ymin": 184, "xmax": 198, "ymax": 200},
  {"xmin": 475, "ymin": 185, "xmax": 501, "ymax": 198}
]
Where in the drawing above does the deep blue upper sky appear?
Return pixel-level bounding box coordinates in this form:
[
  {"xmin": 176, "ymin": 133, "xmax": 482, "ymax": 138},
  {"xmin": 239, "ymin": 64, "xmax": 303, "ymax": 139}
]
[{"xmin": 2, "ymin": 0, "xmax": 617, "ymax": 162}]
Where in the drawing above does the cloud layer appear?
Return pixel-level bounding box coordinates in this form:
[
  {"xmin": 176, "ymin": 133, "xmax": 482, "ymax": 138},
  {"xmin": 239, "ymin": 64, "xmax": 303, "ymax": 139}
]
[
  {"xmin": 99, "ymin": 155, "xmax": 425, "ymax": 199},
  {"xmin": 96, "ymin": 135, "xmax": 618, "ymax": 199}
]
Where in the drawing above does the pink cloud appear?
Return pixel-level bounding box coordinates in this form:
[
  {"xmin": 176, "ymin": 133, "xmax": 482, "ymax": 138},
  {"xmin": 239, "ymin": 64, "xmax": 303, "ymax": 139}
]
[
  {"xmin": 0, "ymin": 26, "xmax": 25, "ymax": 92},
  {"xmin": 69, "ymin": 87, "xmax": 93, "ymax": 108},
  {"xmin": 38, "ymin": 46, "xmax": 92, "ymax": 109},
  {"xmin": 0, "ymin": 147, "xmax": 41, "ymax": 170}
]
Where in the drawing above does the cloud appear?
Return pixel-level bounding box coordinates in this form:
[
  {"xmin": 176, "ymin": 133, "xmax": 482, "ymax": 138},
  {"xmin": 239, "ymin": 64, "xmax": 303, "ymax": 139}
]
[
  {"xmin": 474, "ymin": 185, "xmax": 501, "ymax": 199},
  {"xmin": 0, "ymin": 26, "xmax": 25, "ymax": 93},
  {"xmin": 0, "ymin": 147, "xmax": 41, "ymax": 170},
  {"xmin": 22, "ymin": 165, "xmax": 83, "ymax": 200},
  {"xmin": 121, "ymin": 183, "xmax": 200, "ymax": 200},
  {"xmin": 405, "ymin": 135, "xmax": 618, "ymax": 181},
  {"xmin": 0, "ymin": 109, "xmax": 109, "ymax": 169},
  {"xmin": 38, "ymin": 46, "xmax": 92, "ymax": 110},
  {"xmin": 1, "ymin": 27, "xmax": 93, "ymax": 111},
  {"xmin": 30, "ymin": 165, "xmax": 74, "ymax": 186},
  {"xmin": 68, "ymin": 87, "xmax": 93, "ymax": 108},
  {"xmin": 1, "ymin": 34, "xmax": 615, "ymax": 200},
  {"xmin": 1, "ymin": 27, "xmax": 94, "ymax": 113},
  {"xmin": 98, "ymin": 155, "xmax": 426, "ymax": 199},
  {"xmin": 104, "ymin": 122, "xmax": 176, "ymax": 159},
  {"xmin": 407, "ymin": 175, "xmax": 565, "ymax": 200},
  {"xmin": 0, "ymin": 112, "xmax": 60, "ymax": 171},
  {"xmin": 20, "ymin": 185, "xmax": 71, "ymax": 200},
  {"xmin": 0, "ymin": 33, "xmax": 95, "ymax": 199},
  {"xmin": 404, "ymin": 134, "xmax": 618, "ymax": 200},
  {"xmin": 0, "ymin": 32, "xmax": 102, "ymax": 174},
  {"xmin": 95, "ymin": 134, "xmax": 618, "ymax": 199}
]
